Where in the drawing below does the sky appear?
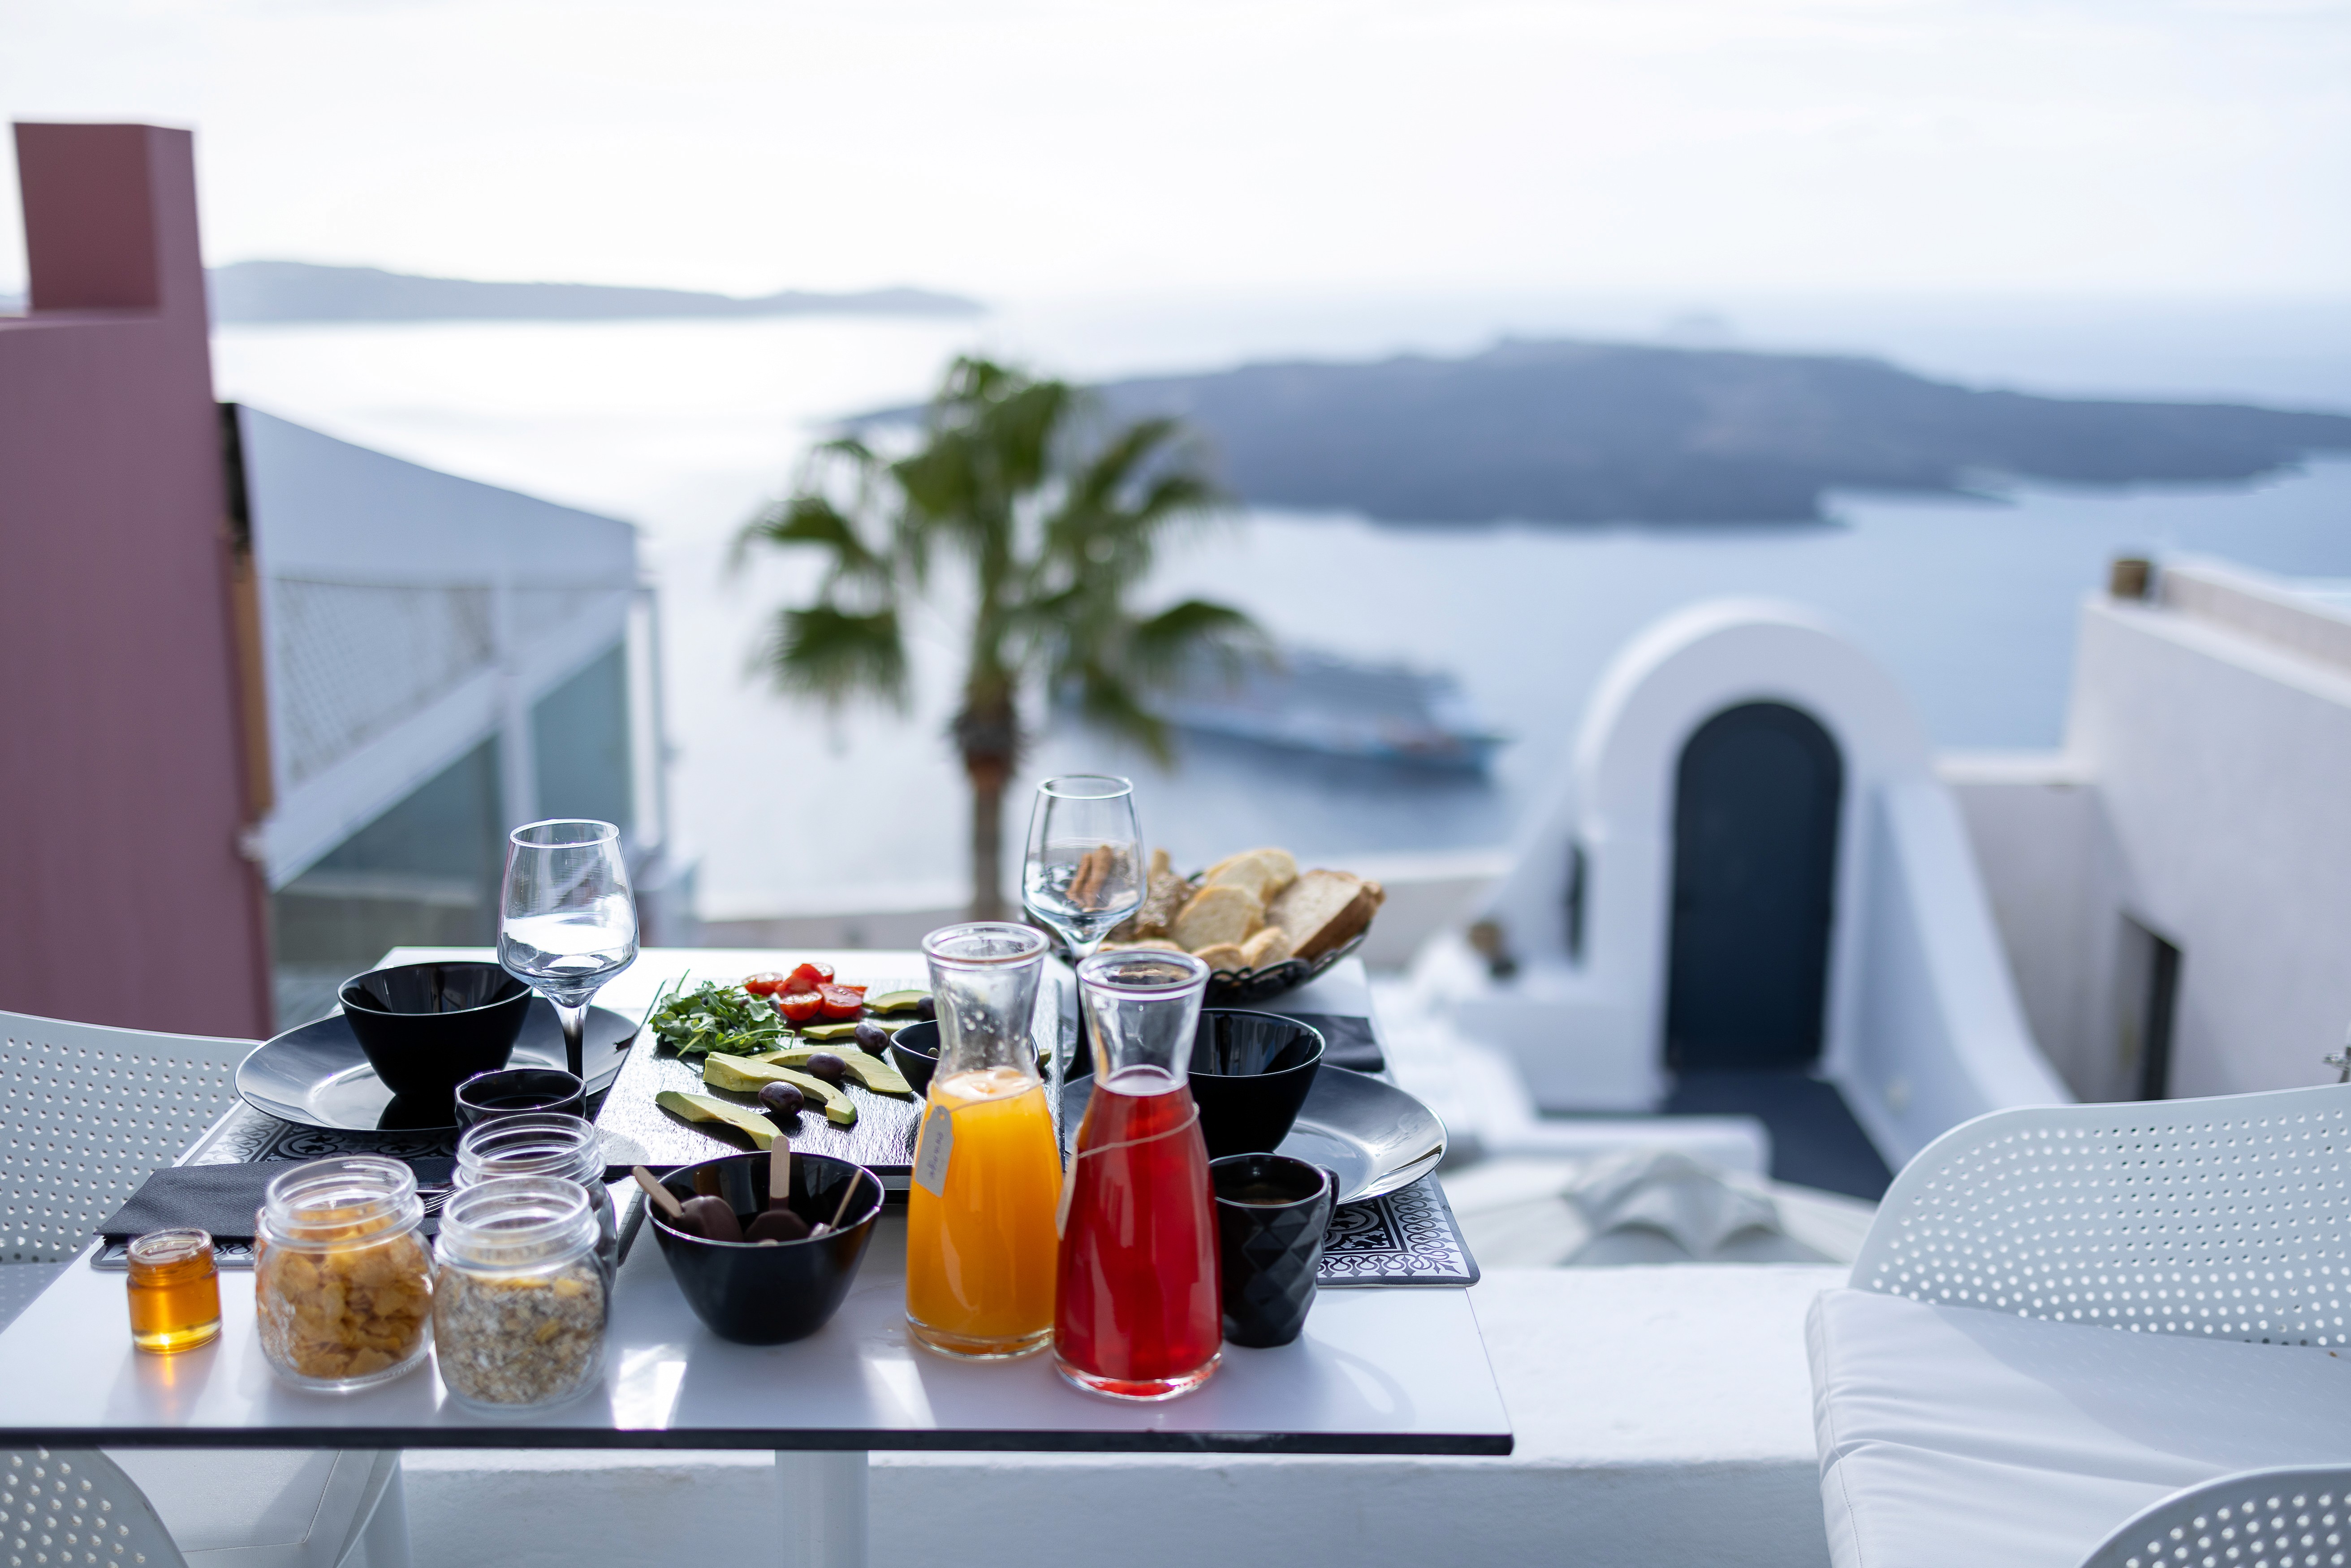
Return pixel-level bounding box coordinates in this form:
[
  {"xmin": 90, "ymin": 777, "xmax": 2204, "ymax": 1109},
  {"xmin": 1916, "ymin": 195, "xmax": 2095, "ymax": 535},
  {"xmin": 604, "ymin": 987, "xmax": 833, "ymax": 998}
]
[{"xmin": 2, "ymin": 0, "xmax": 2349, "ymax": 303}]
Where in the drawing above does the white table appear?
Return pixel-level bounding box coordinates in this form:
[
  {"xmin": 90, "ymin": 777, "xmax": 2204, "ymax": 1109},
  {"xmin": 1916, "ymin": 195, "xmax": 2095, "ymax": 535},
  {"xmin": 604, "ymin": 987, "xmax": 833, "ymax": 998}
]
[{"xmin": 0, "ymin": 948, "xmax": 1509, "ymax": 1568}]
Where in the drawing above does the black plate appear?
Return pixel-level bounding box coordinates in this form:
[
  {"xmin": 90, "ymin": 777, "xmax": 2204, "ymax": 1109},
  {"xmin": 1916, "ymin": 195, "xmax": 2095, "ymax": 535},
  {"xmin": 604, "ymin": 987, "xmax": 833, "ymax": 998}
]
[
  {"xmin": 236, "ymin": 1001, "xmax": 637, "ymax": 1132},
  {"xmin": 1061, "ymin": 1063, "xmax": 1444, "ymax": 1204}
]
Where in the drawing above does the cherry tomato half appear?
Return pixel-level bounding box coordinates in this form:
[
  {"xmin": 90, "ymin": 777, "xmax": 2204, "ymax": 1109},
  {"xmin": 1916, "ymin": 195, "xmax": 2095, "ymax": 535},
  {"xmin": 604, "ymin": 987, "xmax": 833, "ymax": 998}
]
[
  {"xmin": 818, "ymin": 983, "xmax": 867, "ymax": 1020},
  {"xmin": 784, "ymin": 961, "xmax": 834, "ymax": 994},
  {"xmin": 742, "ymin": 971, "xmax": 789, "ymax": 997},
  {"xmin": 777, "ymin": 990, "xmax": 824, "ymax": 1023}
]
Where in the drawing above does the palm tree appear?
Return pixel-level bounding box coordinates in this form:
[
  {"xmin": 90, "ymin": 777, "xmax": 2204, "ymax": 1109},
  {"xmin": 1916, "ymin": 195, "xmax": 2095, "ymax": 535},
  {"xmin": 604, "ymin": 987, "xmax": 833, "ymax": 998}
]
[{"xmin": 736, "ymin": 356, "xmax": 1264, "ymax": 919}]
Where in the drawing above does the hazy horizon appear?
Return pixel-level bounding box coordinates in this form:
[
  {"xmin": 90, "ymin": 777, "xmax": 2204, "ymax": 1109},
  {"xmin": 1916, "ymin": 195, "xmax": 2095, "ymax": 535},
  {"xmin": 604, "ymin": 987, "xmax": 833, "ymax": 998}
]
[{"xmin": 4, "ymin": 0, "xmax": 2347, "ymax": 303}]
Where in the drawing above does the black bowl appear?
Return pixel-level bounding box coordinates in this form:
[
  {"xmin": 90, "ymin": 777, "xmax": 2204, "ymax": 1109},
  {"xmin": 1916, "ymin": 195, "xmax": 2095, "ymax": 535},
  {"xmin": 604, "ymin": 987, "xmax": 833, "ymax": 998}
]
[
  {"xmin": 1188, "ymin": 1009, "xmax": 1325, "ymax": 1161},
  {"xmin": 338, "ymin": 961, "xmax": 531, "ymax": 1104},
  {"xmin": 651, "ymin": 1151, "xmax": 883, "ymax": 1345},
  {"xmin": 887, "ymin": 1019, "xmax": 1044, "ymax": 1096},
  {"xmin": 889, "ymin": 1020, "xmax": 941, "ymax": 1098}
]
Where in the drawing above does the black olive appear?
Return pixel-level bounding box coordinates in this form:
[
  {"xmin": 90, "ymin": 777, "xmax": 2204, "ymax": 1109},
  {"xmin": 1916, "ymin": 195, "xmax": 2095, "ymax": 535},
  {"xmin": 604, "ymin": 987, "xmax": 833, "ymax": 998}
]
[
  {"xmin": 804, "ymin": 1052, "xmax": 849, "ymax": 1086},
  {"xmin": 758, "ymin": 1081, "xmax": 807, "ymax": 1116},
  {"xmin": 915, "ymin": 995, "xmax": 936, "ymax": 1021},
  {"xmin": 853, "ymin": 1021, "xmax": 889, "ymax": 1056}
]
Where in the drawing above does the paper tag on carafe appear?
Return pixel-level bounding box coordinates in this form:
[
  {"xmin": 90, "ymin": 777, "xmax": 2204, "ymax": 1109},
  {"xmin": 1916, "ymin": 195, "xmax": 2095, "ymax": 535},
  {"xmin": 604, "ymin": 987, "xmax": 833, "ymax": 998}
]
[{"xmin": 913, "ymin": 1104, "xmax": 954, "ymax": 1197}]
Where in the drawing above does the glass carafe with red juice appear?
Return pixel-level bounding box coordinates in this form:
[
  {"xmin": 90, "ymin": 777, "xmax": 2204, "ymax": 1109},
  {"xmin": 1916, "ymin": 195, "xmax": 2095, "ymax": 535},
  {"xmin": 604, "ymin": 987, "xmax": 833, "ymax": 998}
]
[{"xmin": 1055, "ymin": 948, "xmax": 1221, "ymax": 1400}]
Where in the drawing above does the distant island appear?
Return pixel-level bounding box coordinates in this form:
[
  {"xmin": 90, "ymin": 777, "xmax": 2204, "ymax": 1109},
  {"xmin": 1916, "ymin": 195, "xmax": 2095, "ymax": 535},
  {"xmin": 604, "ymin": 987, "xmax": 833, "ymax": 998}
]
[
  {"xmin": 1073, "ymin": 339, "xmax": 2351, "ymax": 524},
  {"xmin": 205, "ymin": 260, "xmax": 983, "ymax": 325}
]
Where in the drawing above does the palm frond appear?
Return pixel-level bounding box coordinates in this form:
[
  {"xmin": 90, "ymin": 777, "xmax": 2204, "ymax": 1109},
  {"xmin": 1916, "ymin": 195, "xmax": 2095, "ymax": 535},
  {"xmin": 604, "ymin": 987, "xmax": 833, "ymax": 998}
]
[
  {"xmin": 731, "ymin": 494, "xmax": 889, "ymax": 589},
  {"xmin": 757, "ymin": 604, "xmax": 909, "ymax": 710},
  {"xmin": 1126, "ymin": 598, "xmax": 1269, "ymax": 687},
  {"xmin": 1068, "ymin": 664, "xmax": 1174, "ymax": 764}
]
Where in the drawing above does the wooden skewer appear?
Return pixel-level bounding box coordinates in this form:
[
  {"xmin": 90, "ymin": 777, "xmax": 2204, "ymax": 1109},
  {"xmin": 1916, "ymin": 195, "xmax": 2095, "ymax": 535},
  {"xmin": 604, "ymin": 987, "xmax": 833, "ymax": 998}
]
[
  {"xmin": 770, "ymin": 1136, "xmax": 791, "ymax": 1211},
  {"xmin": 811, "ymin": 1171, "xmax": 865, "ymax": 1237},
  {"xmin": 631, "ymin": 1165, "xmax": 685, "ymax": 1220}
]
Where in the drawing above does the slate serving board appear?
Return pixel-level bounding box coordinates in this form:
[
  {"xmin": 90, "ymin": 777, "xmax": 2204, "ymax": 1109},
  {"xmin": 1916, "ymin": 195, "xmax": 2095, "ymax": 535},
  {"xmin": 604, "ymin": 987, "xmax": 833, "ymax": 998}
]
[{"xmin": 591, "ymin": 968, "xmax": 1067, "ymax": 1189}]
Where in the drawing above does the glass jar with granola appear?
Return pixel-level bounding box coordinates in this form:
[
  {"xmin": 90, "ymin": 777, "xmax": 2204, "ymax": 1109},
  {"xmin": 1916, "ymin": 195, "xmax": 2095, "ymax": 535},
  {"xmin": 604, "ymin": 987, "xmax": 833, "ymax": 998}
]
[
  {"xmin": 255, "ymin": 1158, "xmax": 433, "ymax": 1392},
  {"xmin": 431, "ymin": 1175, "xmax": 607, "ymax": 1415}
]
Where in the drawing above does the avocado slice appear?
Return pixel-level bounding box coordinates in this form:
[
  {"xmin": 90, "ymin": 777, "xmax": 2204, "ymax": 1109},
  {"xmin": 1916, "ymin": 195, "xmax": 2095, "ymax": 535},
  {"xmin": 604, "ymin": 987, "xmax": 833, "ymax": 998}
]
[
  {"xmin": 701, "ymin": 1053, "xmax": 858, "ymax": 1125},
  {"xmin": 795, "ymin": 1022, "xmax": 863, "ymax": 1042},
  {"xmin": 655, "ymin": 1089, "xmax": 781, "ymax": 1148},
  {"xmin": 748, "ymin": 1045, "xmax": 915, "ymax": 1098},
  {"xmin": 865, "ymin": 990, "xmax": 929, "ymax": 1016}
]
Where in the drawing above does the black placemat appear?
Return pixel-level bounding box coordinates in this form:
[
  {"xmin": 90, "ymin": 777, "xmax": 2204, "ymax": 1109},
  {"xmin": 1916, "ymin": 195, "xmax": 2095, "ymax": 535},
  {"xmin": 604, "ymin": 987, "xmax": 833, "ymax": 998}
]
[
  {"xmin": 98, "ymin": 1157, "xmax": 458, "ymax": 1243},
  {"xmin": 1319, "ymin": 1173, "xmax": 1477, "ymax": 1287},
  {"xmin": 1279, "ymin": 1012, "xmax": 1384, "ymax": 1073}
]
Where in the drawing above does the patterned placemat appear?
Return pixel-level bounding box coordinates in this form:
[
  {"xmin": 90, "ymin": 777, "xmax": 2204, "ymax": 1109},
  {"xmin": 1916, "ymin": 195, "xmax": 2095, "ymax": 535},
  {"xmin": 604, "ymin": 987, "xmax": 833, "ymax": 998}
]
[{"xmin": 1320, "ymin": 1174, "xmax": 1478, "ymax": 1287}]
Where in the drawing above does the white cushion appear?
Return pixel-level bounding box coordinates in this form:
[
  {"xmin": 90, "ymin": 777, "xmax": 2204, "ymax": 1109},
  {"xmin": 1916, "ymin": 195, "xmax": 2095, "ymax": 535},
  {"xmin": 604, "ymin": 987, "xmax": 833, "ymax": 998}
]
[{"xmin": 1807, "ymin": 1288, "xmax": 2351, "ymax": 1568}]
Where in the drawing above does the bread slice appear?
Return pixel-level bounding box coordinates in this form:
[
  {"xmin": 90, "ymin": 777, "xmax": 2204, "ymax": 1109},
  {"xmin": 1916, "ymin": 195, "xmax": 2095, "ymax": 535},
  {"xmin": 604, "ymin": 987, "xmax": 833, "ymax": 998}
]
[
  {"xmin": 1173, "ymin": 883, "xmax": 1262, "ymax": 951},
  {"xmin": 1240, "ymin": 926, "xmax": 1295, "ymax": 969},
  {"xmin": 1202, "ymin": 847, "xmax": 1298, "ymax": 905},
  {"xmin": 1265, "ymin": 870, "xmax": 1384, "ymax": 962},
  {"xmin": 1191, "ymin": 943, "xmax": 1249, "ymax": 972},
  {"xmin": 1100, "ymin": 937, "xmax": 1186, "ymax": 954}
]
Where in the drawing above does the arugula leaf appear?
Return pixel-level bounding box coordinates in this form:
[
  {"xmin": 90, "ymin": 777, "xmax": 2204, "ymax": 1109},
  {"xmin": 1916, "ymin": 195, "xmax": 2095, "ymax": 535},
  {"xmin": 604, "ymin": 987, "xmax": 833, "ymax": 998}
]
[{"xmin": 647, "ymin": 979, "xmax": 791, "ymax": 1060}]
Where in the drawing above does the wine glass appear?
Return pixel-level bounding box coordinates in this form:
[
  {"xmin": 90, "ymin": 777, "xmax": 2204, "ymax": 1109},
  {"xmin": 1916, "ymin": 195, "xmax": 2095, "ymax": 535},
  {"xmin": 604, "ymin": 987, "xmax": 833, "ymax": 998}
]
[
  {"xmin": 499, "ymin": 819, "xmax": 638, "ymax": 1078},
  {"xmin": 1021, "ymin": 776, "xmax": 1146, "ymax": 1086}
]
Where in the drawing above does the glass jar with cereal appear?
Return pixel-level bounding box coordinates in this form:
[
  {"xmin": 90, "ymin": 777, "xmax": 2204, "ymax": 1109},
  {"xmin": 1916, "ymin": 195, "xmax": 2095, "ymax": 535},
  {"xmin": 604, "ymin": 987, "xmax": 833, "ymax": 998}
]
[{"xmin": 255, "ymin": 1158, "xmax": 434, "ymax": 1392}]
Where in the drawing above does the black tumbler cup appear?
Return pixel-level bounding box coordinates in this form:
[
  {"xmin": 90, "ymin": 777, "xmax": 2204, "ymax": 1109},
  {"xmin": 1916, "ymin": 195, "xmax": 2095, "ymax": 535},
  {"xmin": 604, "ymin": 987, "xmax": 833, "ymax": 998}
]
[
  {"xmin": 453, "ymin": 1067, "xmax": 586, "ymax": 1129},
  {"xmin": 1210, "ymin": 1153, "xmax": 1336, "ymax": 1348}
]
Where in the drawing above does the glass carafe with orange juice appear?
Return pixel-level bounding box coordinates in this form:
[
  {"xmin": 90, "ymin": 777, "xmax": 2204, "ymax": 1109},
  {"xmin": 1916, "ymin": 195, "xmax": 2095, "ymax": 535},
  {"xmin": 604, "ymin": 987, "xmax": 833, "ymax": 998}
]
[
  {"xmin": 1055, "ymin": 948, "xmax": 1221, "ymax": 1400},
  {"xmin": 906, "ymin": 922, "xmax": 1064, "ymax": 1359}
]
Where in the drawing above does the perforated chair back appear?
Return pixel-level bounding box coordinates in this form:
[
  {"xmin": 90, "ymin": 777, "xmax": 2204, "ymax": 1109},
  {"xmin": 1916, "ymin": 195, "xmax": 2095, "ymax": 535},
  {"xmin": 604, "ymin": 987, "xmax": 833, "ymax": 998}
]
[
  {"xmin": 3, "ymin": 1447, "xmax": 188, "ymax": 1568},
  {"xmin": 0, "ymin": 1009, "xmax": 253, "ymax": 1263},
  {"xmin": 1849, "ymin": 1083, "xmax": 2351, "ymax": 1346},
  {"xmin": 2083, "ymin": 1466, "xmax": 2351, "ymax": 1568}
]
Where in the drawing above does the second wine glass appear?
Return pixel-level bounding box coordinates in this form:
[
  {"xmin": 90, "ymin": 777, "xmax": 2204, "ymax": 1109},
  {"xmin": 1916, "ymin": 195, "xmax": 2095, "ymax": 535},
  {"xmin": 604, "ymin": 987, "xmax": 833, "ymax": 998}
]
[
  {"xmin": 1021, "ymin": 775, "xmax": 1147, "ymax": 1089},
  {"xmin": 1019, "ymin": 775, "xmax": 1145, "ymax": 956},
  {"xmin": 498, "ymin": 818, "xmax": 638, "ymax": 1078}
]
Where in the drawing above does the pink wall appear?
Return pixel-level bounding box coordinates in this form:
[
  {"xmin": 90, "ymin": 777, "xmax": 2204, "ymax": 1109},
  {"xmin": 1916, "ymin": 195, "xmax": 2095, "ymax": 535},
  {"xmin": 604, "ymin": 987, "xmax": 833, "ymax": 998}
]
[{"xmin": 0, "ymin": 124, "xmax": 272, "ymax": 1037}]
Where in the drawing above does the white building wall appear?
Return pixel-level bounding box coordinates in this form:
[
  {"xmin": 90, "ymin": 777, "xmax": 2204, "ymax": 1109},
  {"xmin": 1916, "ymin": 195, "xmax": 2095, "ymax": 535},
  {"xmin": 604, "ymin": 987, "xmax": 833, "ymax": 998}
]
[
  {"xmin": 2065, "ymin": 585, "xmax": 2351, "ymax": 1097},
  {"xmin": 1939, "ymin": 753, "xmax": 2139, "ymax": 1100}
]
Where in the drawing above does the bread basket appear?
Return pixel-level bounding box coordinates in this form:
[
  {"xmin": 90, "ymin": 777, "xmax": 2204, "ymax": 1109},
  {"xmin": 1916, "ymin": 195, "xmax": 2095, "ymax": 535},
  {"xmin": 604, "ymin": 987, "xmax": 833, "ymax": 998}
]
[
  {"xmin": 1047, "ymin": 868, "xmax": 1377, "ymax": 1004},
  {"xmin": 1196, "ymin": 927, "xmax": 1369, "ymax": 1005}
]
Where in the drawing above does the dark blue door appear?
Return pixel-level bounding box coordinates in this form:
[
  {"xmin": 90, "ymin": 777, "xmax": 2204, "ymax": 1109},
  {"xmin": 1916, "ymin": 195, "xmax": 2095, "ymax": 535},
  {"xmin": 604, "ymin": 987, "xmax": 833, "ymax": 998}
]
[{"xmin": 1665, "ymin": 702, "xmax": 1843, "ymax": 1071}]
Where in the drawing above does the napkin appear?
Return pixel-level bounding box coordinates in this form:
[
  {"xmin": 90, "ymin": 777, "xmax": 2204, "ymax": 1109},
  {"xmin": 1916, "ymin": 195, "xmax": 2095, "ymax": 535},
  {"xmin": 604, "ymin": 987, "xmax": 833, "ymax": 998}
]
[
  {"xmin": 1278, "ymin": 1012, "xmax": 1385, "ymax": 1073},
  {"xmin": 97, "ymin": 1158, "xmax": 457, "ymax": 1243}
]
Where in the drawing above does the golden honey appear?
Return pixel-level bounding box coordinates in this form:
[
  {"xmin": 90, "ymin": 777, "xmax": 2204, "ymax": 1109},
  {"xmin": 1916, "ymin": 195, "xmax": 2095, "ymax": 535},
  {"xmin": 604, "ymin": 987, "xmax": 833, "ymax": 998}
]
[{"xmin": 126, "ymin": 1228, "xmax": 221, "ymax": 1353}]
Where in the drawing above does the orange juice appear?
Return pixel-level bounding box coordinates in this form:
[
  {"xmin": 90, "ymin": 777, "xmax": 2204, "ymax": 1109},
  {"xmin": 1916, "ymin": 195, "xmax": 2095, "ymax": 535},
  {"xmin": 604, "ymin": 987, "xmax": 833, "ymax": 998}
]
[{"xmin": 905, "ymin": 1065, "xmax": 1063, "ymax": 1358}]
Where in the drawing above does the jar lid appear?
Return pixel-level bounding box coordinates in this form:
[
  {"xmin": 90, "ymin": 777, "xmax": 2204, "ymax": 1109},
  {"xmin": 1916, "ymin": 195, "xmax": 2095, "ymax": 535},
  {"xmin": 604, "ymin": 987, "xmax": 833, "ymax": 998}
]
[
  {"xmin": 437, "ymin": 1175, "xmax": 596, "ymax": 1269},
  {"xmin": 262, "ymin": 1157, "xmax": 420, "ymax": 1245}
]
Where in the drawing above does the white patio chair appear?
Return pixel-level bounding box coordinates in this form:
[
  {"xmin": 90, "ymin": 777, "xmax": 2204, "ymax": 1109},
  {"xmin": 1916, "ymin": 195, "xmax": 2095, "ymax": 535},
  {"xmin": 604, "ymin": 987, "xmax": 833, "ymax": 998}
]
[
  {"xmin": 0, "ymin": 1009, "xmax": 410, "ymax": 1568},
  {"xmin": 2082, "ymin": 1465, "xmax": 2351, "ymax": 1568},
  {"xmin": 1808, "ymin": 1083, "xmax": 2351, "ymax": 1568}
]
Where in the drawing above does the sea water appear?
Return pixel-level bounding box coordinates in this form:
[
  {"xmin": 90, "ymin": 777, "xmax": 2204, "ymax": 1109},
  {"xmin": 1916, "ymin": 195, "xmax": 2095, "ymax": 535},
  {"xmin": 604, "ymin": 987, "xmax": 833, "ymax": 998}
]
[{"xmin": 209, "ymin": 292, "xmax": 2351, "ymax": 918}]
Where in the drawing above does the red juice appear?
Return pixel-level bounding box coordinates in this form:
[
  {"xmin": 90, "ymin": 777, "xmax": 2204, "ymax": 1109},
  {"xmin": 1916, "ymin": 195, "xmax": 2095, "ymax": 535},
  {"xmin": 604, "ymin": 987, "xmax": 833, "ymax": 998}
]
[{"xmin": 1054, "ymin": 1065, "xmax": 1222, "ymax": 1398}]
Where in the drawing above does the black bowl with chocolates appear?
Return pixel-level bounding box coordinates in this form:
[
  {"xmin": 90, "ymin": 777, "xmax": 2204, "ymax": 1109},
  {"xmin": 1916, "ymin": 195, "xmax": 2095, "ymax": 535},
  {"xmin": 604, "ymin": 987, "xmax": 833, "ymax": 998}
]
[{"xmin": 647, "ymin": 1151, "xmax": 882, "ymax": 1345}]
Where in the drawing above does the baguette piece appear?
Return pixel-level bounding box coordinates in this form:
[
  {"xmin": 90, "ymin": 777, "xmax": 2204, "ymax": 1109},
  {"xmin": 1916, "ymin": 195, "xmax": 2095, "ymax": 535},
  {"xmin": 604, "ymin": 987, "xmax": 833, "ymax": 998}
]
[
  {"xmin": 1240, "ymin": 926, "xmax": 1294, "ymax": 969},
  {"xmin": 1265, "ymin": 870, "xmax": 1385, "ymax": 962},
  {"xmin": 1202, "ymin": 847, "xmax": 1298, "ymax": 905},
  {"xmin": 1101, "ymin": 937, "xmax": 1186, "ymax": 954},
  {"xmin": 1172, "ymin": 883, "xmax": 1263, "ymax": 951},
  {"xmin": 1190, "ymin": 943, "xmax": 1249, "ymax": 972}
]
